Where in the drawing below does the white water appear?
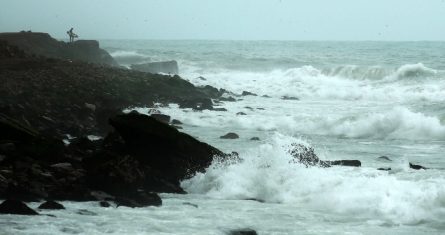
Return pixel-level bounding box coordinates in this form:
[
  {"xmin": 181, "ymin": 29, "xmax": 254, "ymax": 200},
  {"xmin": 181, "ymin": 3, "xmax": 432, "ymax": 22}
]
[{"xmin": 3, "ymin": 41, "xmax": 445, "ymax": 234}]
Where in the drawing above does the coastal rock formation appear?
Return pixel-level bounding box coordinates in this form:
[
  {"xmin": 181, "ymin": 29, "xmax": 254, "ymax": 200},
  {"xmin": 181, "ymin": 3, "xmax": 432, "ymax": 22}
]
[
  {"xmin": 38, "ymin": 201, "xmax": 65, "ymax": 210},
  {"xmin": 289, "ymin": 144, "xmax": 361, "ymax": 168},
  {"xmin": 0, "ymin": 41, "xmax": 215, "ymax": 137},
  {"xmin": 131, "ymin": 60, "xmax": 179, "ymax": 74},
  {"xmin": 220, "ymin": 133, "xmax": 240, "ymax": 139},
  {"xmin": 0, "ymin": 200, "xmax": 39, "ymax": 215},
  {"xmin": 0, "ymin": 32, "xmax": 117, "ymax": 66}
]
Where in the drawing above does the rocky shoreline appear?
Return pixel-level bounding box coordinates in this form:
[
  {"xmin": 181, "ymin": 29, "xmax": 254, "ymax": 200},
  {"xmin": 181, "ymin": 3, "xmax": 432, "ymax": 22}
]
[{"xmin": 0, "ymin": 33, "xmax": 228, "ymax": 211}]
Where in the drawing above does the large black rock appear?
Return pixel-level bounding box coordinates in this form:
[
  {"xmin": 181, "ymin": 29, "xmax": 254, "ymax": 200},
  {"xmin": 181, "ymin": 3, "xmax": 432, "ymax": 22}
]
[
  {"xmin": 0, "ymin": 200, "xmax": 39, "ymax": 215},
  {"xmin": 108, "ymin": 112, "xmax": 224, "ymax": 182}
]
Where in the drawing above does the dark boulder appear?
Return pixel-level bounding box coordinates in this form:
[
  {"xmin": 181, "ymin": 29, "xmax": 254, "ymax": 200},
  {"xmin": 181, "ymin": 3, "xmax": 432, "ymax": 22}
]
[
  {"xmin": 219, "ymin": 96, "xmax": 236, "ymax": 102},
  {"xmin": 281, "ymin": 96, "xmax": 299, "ymax": 100},
  {"xmin": 178, "ymin": 97, "xmax": 213, "ymax": 110},
  {"xmin": 108, "ymin": 112, "xmax": 224, "ymax": 183},
  {"xmin": 289, "ymin": 144, "xmax": 361, "ymax": 168},
  {"xmin": 115, "ymin": 192, "xmax": 162, "ymax": 208},
  {"xmin": 38, "ymin": 200, "xmax": 65, "ymax": 210},
  {"xmin": 378, "ymin": 156, "xmax": 392, "ymax": 161},
  {"xmin": 241, "ymin": 91, "xmax": 257, "ymax": 96},
  {"xmin": 236, "ymin": 112, "xmax": 247, "ymax": 116},
  {"xmin": 250, "ymin": 137, "xmax": 260, "ymax": 141},
  {"xmin": 325, "ymin": 160, "xmax": 361, "ymax": 167},
  {"xmin": 99, "ymin": 201, "xmax": 111, "ymax": 207},
  {"xmin": 150, "ymin": 114, "xmax": 171, "ymax": 124},
  {"xmin": 220, "ymin": 133, "xmax": 239, "ymax": 139},
  {"xmin": 0, "ymin": 200, "xmax": 39, "ymax": 215},
  {"xmin": 131, "ymin": 60, "xmax": 179, "ymax": 74},
  {"xmin": 409, "ymin": 162, "xmax": 427, "ymax": 170},
  {"xmin": 229, "ymin": 229, "xmax": 258, "ymax": 235}
]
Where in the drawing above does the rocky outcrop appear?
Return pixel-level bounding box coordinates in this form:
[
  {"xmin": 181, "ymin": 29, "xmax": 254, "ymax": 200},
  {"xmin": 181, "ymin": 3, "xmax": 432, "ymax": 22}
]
[
  {"xmin": 0, "ymin": 200, "xmax": 39, "ymax": 215},
  {"xmin": 0, "ymin": 32, "xmax": 117, "ymax": 66},
  {"xmin": 38, "ymin": 201, "xmax": 65, "ymax": 210},
  {"xmin": 289, "ymin": 144, "xmax": 361, "ymax": 168},
  {"xmin": 0, "ymin": 41, "xmax": 215, "ymax": 137},
  {"xmin": 0, "ymin": 111, "xmax": 226, "ymax": 205},
  {"xmin": 220, "ymin": 133, "xmax": 239, "ymax": 139},
  {"xmin": 131, "ymin": 60, "xmax": 179, "ymax": 74}
]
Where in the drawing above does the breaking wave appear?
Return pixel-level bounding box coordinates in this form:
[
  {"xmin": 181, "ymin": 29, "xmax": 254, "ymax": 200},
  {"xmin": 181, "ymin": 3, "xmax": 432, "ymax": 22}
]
[
  {"xmin": 306, "ymin": 107, "xmax": 445, "ymax": 140},
  {"xmin": 182, "ymin": 134, "xmax": 445, "ymax": 225}
]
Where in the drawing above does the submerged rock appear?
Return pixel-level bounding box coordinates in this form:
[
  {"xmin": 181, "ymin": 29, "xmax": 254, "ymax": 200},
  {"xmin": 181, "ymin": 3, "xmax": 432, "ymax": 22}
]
[
  {"xmin": 281, "ymin": 96, "xmax": 299, "ymax": 100},
  {"xmin": 378, "ymin": 156, "xmax": 392, "ymax": 161},
  {"xmin": 115, "ymin": 192, "xmax": 162, "ymax": 208},
  {"xmin": 38, "ymin": 200, "xmax": 65, "ymax": 210},
  {"xmin": 229, "ymin": 228, "xmax": 258, "ymax": 235},
  {"xmin": 250, "ymin": 137, "xmax": 260, "ymax": 141},
  {"xmin": 325, "ymin": 160, "xmax": 361, "ymax": 167},
  {"xmin": 220, "ymin": 133, "xmax": 239, "ymax": 139},
  {"xmin": 289, "ymin": 144, "xmax": 361, "ymax": 168},
  {"xmin": 0, "ymin": 200, "xmax": 39, "ymax": 215},
  {"xmin": 409, "ymin": 162, "xmax": 428, "ymax": 170},
  {"xmin": 241, "ymin": 91, "xmax": 258, "ymax": 96}
]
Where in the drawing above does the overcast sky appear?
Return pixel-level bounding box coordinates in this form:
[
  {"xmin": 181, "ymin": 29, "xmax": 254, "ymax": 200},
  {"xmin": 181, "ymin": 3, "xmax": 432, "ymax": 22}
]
[{"xmin": 1, "ymin": 0, "xmax": 444, "ymax": 40}]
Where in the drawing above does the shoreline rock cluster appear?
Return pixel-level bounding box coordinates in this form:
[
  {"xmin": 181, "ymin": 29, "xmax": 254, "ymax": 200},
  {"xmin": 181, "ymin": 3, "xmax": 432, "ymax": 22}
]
[{"xmin": 0, "ymin": 33, "xmax": 228, "ymax": 211}]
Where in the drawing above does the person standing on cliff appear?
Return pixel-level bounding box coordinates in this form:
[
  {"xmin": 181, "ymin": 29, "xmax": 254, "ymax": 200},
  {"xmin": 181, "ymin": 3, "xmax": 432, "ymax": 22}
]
[{"xmin": 67, "ymin": 28, "xmax": 78, "ymax": 43}]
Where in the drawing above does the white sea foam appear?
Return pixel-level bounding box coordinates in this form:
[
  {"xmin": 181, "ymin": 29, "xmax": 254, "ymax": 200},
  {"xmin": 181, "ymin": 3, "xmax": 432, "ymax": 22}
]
[
  {"xmin": 305, "ymin": 107, "xmax": 445, "ymax": 140},
  {"xmin": 182, "ymin": 64, "xmax": 445, "ymax": 102},
  {"xmin": 182, "ymin": 134, "xmax": 445, "ymax": 225}
]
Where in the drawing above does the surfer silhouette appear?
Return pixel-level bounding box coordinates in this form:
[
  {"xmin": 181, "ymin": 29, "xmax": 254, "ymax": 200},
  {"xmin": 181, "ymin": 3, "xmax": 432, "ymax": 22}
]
[{"xmin": 67, "ymin": 28, "xmax": 78, "ymax": 43}]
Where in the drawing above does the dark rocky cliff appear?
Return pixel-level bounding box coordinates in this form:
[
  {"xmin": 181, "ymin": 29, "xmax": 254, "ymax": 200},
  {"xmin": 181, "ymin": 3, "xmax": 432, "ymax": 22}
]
[{"xmin": 0, "ymin": 32, "xmax": 117, "ymax": 66}]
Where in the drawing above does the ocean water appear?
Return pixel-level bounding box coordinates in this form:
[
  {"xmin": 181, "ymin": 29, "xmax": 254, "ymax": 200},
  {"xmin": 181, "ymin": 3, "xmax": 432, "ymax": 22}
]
[{"xmin": 3, "ymin": 41, "xmax": 445, "ymax": 234}]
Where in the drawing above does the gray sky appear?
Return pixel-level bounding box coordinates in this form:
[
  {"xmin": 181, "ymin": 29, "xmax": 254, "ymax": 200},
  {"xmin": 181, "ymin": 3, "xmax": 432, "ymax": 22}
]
[{"xmin": 1, "ymin": 0, "xmax": 444, "ymax": 40}]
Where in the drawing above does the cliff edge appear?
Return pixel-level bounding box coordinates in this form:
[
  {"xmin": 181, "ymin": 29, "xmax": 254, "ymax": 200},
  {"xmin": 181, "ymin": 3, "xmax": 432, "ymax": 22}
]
[{"xmin": 0, "ymin": 32, "xmax": 117, "ymax": 66}]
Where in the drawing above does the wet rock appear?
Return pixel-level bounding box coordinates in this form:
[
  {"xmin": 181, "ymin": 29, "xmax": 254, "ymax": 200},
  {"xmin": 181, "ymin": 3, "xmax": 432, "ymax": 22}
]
[
  {"xmin": 229, "ymin": 228, "xmax": 258, "ymax": 235},
  {"xmin": 171, "ymin": 119, "xmax": 182, "ymax": 125},
  {"xmin": 289, "ymin": 144, "xmax": 361, "ymax": 168},
  {"xmin": 178, "ymin": 97, "xmax": 213, "ymax": 110},
  {"xmin": 198, "ymin": 85, "xmax": 225, "ymax": 99},
  {"xmin": 150, "ymin": 113, "xmax": 171, "ymax": 124},
  {"xmin": 250, "ymin": 137, "xmax": 260, "ymax": 141},
  {"xmin": 76, "ymin": 209, "xmax": 97, "ymax": 216},
  {"xmin": 197, "ymin": 76, "xmax": 206, "ymax": 81},
  {"xmin": 409, "ymin": 162, "xmax": 427, "ymax": 170},
  {"xmin": 219, "ymin": 96, "xmax": 236, "ymax": 102},
  {"xmin": 262, "ymin": 95, "xmax": 271, "ymax": 98},
  {"xmin": 50, "ymin": 163, "xmax": 74, "ymax": 171},
  {"xmin": 281, "ymin": 96, "xmax": 299, "ymax": 100},
  {"xmin": 182, "ymin": 202, "xmax": 198, "ymax": 208},
  {"xmin": 213, "ymin": 108, "xmax": 228, "ymax": 112},
  {"xmin": 256, "ymin": 108, "xmax": 265, "ymax": 110},
  {"xmin": 107, "ymin": 112, "xmax": 223, "ymax": 191},
  {"xmin": 377, "ymin": 167, "xmax": 391, "ymax": 171},
  {"xmin": 115, "ymin": 192, "xmax": 162, "ymax": 208},
  {"xmin": 90, "ymin": 191, "xmax": 115, "ymax": 201},
  {"xmin": 131, "ymin": 60, "xmax": 179, "ymax": 74},
  {"xmin": 244, "ymin": 106, "xmax": 254, "ymax": 111},
  {"xmin": 0, "ymin": 200, "xmax": 39, "ymax": 215},
  {"xmin": 378, "ymin": 156, "xmax": 392, "ymax": 161},
  {"xmin": 38, "ymin": 200, "xmax": 65, "ymax": 210},
  {"xmin": 220, "ymin": 133, "xmax": 239, "ymax": 139},
  {"xmin": 244, "ymin": 198, "xmax": 265, "ymax": 203},
  {"xmin": 99, "ymin": 201, "xmax": 111, "ymax": 207},
  {"xmin": 241, "ymin": 91, "xmax": 257, "ymax": 96},
  {"xmin": 326, "ymin": 160, "xmax": 361, "ymax": 167},
  {"xmin": 236, "ymin": 112, "xmax": 247, "ymax": 116},
  {"xmin": 289, "ymin": 144, "xmax": 329, "ymax": 167}
]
